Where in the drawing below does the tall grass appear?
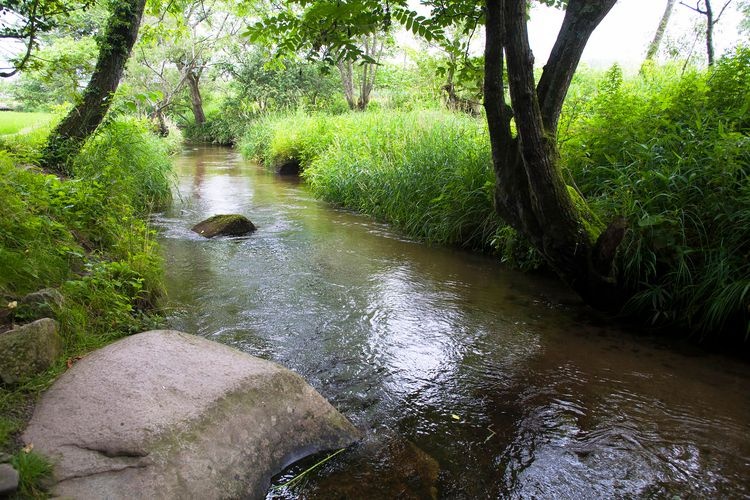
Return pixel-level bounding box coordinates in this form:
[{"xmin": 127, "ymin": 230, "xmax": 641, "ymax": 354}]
[
  {"xmin": 239, "ymin": 47, "xmax": 749, "ymax": 341},
  {"xmin": 0, "ymin": 117, "xmax": 173, "ymax": 462},
  {"xmin": 561, "ymin": 48, "xmax": 750, "ymax": 339},
  {"xmin": 241, "ymin": 110, "xmax": 538, "ymax": 261}
]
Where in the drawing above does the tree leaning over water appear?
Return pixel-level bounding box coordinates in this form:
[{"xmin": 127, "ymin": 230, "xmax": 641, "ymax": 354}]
[
  {"xmin": 252, "ymin": 0, "xmax": 629, "ymax": 311},
  {"xmin": 41, "ymin": 0, "xmax": 147, "ymax": 172}
]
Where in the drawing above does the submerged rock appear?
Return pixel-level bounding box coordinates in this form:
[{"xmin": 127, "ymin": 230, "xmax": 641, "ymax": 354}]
[
  {"xmin": 306, "ymin": 438, "xmax": 440, "ymax": 499},
  {"xmin": 0, "ymin": 318, "xmax": 61, "ymax": 385},
  {"xmin": 23, "ymin": 330, "xmax": 360, "ymax": 500},
  {"xmin": 191, "ymin": 214, "xmax": 256, "ymax": 238}
]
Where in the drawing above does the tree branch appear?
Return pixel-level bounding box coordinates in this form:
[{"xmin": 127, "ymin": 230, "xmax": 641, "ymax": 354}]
[
  {"xmin": 536, "ymin": 0, "xmax": 616, "ymax": 134},
  {"xmin": 679, "ymin": 1, "xmax": 707, "ymax": 14},
  {"xmin": 714, "ymin": 0, "xmax": 732, "ymax": 23}
]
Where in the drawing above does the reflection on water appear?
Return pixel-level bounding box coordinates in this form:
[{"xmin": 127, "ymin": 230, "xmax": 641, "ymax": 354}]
[{"xmin": 155, "ymin": 147, "xmax": 750, "ymax": 498}]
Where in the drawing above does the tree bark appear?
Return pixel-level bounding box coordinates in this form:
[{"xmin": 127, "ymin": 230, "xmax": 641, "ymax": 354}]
[
  {"xmin": 41, "ymin": 0, "xmax": 147, "ymax": 173},
  {"xmin": 337, "ymin": 60, "xmax": 356, "ymax": 110},
  {"xmin": 705, "ymin": 0, "xmax": 715, "ymax": 65},
  {"xmin": 484, "ymin": 0, "xmax": 624, "ymax": 310},
  {"xmin": 186, "ymin": 69, "xmax": 206, "ymax": 125},
  {"xmin": 644, "ymin": 0, "xmax": 676, "ymax": 62}
]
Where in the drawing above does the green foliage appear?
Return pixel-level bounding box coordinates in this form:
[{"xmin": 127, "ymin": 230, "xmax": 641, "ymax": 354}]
[
  {"xmin": 0, "ymin": 112, "xmax": 54, "ymax": 135},
  {"xmin": 240, "ymin": 110, "xmax": 533, "ymax": 259},
  {"xmin": 73, "ymin": 116, "xmax": 173, "ymax": 214},
  {"xmin": 0, "ymin": 115, "xmax": 170, "ymax": 337},
  {"xmin": 11, "ymin": 37, "xmax": 98, "ymax": 111},
  {"xmin": 561, "ymin": 48, "xmax": 750, "ymax": 339},
  {"xmin": 0, "ymin": 115, "xmax": 171, "ymax": 461},
  {"xmin": 10, "ymin": 451, "xmax": 53, "ymax": 499}
]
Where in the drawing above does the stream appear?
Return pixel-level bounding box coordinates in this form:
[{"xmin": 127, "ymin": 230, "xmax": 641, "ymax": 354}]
[{"xmin": 154, "ymin": 146, "xmax": 750, "ymax": 498}]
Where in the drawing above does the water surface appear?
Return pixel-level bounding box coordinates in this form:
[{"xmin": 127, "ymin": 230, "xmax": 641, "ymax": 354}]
[{"xmin": 155, "ymin": 146, "xmax": 750, "ymax": 498}]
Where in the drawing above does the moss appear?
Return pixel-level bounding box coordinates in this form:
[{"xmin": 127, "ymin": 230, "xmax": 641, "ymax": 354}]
[
  {"xmin": 191, "ymin": 214, "xmax": 256, "ymax": 238},
  {"xmin": 567, "ymin": 185, "xmax": 604, "ymax": 240}
]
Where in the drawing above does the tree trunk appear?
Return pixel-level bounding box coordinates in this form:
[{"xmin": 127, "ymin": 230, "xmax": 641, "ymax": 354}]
[
  {"xmin": 186, "ymin": 70, "xmax": 206, "ymax": 125},
  {"xmin": 644, "ymin": 0, "xmax": 676, "ymax": 63},
  {"xmin": 705, "ymin": 0, "xmax": 715, "ymax": 65},
  {"xmin": 484, "ymin": 0, "xmax": 625, "ymax": 310},
  {"xmin": 41, "ymin": 0, "xmax": 147, "ymax": 173},
  {"xmin": 337, "ymin": 60, "xmax": 357, "ymax": 110}
]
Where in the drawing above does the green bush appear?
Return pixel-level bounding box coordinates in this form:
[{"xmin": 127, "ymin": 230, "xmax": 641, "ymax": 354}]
[
  {"xmin": 562, "ymin": 48, "xmax": 750, "ymax": 339},
  {"xmin": 0, "ymin": 116, "xmax": 172, "ymax": 456}
]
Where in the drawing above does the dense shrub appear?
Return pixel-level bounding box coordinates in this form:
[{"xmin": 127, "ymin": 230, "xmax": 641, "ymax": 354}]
[
  {"xmin": 562, "ymin": 47, "xmax": 750, "ymax": 339},
  {"xmin": 0, "ymin": 116, "xmax": 173, "ymax": 455}
]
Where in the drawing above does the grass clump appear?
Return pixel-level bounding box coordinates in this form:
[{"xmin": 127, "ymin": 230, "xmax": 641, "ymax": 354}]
[
  {"xmin": 561, "ymin": 48, "xmax": 750, "ymax": 339},
  {"xmin": 0, "ymin": 117, "xmax": 173, "ymax": 473},
  {"xmin": 10, "ymin": 450, "xmax": 54, "ymax": 499},
  {"xmin": 240, "ymin": 110, "xmax": 533, "ymax": 258}
]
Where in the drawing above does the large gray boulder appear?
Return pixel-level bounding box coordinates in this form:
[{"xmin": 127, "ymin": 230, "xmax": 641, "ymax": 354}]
[
  {"xmin": 191, "ymin": 214, "xmax": 256, "ymax": 238},
  {"xmin": 22, "ymin": 330, "xmax": 359, "ymax": 499},
  {"xmin": 0, "ymin": 318, "xmax": 61, "ymax": 385}
]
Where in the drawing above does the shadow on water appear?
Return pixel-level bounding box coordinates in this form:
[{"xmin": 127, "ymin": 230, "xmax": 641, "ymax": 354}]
[{"xmin": 155, "ymin": 146, "xmax": 750, "ymax": 499}]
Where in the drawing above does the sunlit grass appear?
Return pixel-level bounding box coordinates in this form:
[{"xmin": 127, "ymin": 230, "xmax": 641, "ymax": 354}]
[{"xmin": 0, "ymin": 111, "xmax": 53, "ymax": 135}]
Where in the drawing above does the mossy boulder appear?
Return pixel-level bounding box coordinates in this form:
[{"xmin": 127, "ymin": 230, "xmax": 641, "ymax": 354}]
[
  {"xmin": 0, "ymin": 318, "xmax": 62, "ymax": 385},
  {"xmin": 16, "ymin": 288, "xmax": 64, "ymax": 322},
  {"xmin": 23, "ymin": 330, "xmax": 360, "ymax": 499},
  {"xmin": 191, "ymin": 214, "xmax": 256, "ymax": 238}
]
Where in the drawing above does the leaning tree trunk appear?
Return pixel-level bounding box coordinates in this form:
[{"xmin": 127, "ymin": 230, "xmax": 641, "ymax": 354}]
[
  {"xmin": 186, "ymin": 69, "xmax": 206, "ymax": 125},
  {"xmin": 484, "ymin": 0, "xmax": 626, "ymax": 310},
  {"xmin": 644, "ymin": 0, "xmax": 676, "ymax": 63},
  {"xmin": 41, "ymin": 0, "xmax": 147, "ymax": 173}
]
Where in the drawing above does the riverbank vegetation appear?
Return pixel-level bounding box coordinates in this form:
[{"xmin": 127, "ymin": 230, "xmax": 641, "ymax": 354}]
[
  {"xmin": 0, "ymin": 115, "xmax": 173, "ymax": 486},
  {"xmin": 240, "ymin": 48, "xmax": 750, "ymax": 342}
]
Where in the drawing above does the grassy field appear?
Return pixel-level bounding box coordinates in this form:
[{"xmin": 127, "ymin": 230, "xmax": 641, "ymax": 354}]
[{"xmin": 0, "ymin": 111, "xmax": 53, "ymax": 135}]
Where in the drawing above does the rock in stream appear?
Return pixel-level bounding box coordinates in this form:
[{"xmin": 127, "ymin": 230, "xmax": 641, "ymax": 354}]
[
  {"xmin": 191, "ymin": 214, "xmax": 256, "ymax": 238},
  {"xmin": 22, "ymin": 330, "xmax": 360, "ymax": 499}
]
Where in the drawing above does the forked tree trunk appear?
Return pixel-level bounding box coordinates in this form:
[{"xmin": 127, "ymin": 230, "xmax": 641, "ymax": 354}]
[
  {"xmin": 484, "ymin": 0, "xmax": 626, "ymax": 310},
  {"xmin": 337, "ymin": 60, "xmax": 357, "ymax": 110},
  {"xmin": 41, "ymin": 0, "xmax": 147, "ymax": 173}
]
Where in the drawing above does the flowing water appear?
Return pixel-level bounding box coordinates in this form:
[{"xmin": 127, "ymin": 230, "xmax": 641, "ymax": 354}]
[{"xmin": 155, "ymin": 146, "xmax": 750, "ymax": 498}]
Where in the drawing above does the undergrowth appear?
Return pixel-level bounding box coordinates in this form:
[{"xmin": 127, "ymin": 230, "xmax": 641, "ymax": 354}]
[
  {"xmin": 562, "ymin": 47, "xmax": 750, "ymax": 339},
  {"xmin": 0, "ymin": 116, "xmax": 174, "ymax": 494}
]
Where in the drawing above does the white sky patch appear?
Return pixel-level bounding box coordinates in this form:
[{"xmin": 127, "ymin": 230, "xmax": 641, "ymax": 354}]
[
  {"xmin": 399, "ymin": 0, "xmax": 747, "ymax": 69},
  {"xmin": 528, "ymin": 0, "xmax": 746, "ymax": 68}
]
